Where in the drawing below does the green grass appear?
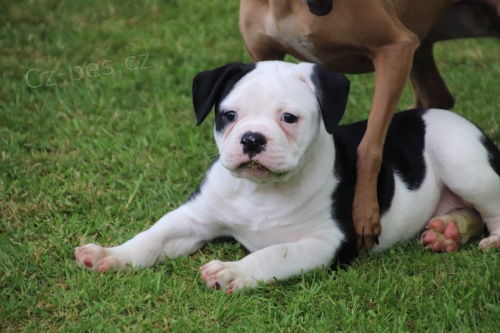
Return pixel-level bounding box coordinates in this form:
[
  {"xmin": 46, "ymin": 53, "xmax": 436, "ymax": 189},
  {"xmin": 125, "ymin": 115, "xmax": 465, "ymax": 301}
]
[{"xmin": 1, "ymin": 0, "xmax": 499, "ymax": 331}]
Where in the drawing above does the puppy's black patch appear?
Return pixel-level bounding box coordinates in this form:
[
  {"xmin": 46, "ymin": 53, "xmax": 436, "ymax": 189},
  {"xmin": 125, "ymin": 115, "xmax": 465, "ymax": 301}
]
[
  {"xmin": 331, "ymin": 109, "xmax": 428, "ymax": 265},
  {"xmin": 481, "ymin": 134, "xmax": 500, "ymax": 177},
  {"xmin": 383, "ymin": 109, "xmax": 427, "ymax": 190}
]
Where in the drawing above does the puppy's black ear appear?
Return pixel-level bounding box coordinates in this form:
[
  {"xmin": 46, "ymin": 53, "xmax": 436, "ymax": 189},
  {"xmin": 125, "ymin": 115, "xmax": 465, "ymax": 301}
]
[
  {"xmin": 192, "ymin": 62, "xmax": 256, "ymax": 126},
  {"xmin": 311, "ymin": 65, "xmax": 350, "ymax": 134}
]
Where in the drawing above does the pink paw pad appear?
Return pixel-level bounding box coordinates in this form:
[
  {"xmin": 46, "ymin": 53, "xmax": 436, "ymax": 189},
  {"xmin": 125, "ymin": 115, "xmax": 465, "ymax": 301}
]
[
  {"xmin": 421, "ymin": 209, "xmax": 483, "ymax": 253},
  {"xmin": 96, "ymin": 259, "xmax": 112, "ymax": 273},
  {"xmin": 75, "ymin": 244, "xmax": 111, "ymax": 271},
  {"xmin": 83, "ymin": 256, "xmax": 94, "ymax": 268},
  {"xmin": 422, "ymin": 218, "xmax": 461, "ymax": 252},
  {"xmin": 75, "ymin": 247, "xmax": 96, "ymax": 268}
]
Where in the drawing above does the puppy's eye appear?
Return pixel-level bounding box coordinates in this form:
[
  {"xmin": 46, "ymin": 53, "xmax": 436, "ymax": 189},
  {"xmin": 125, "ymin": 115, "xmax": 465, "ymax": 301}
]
[
  {"xmin": 281, "ymin": 113, "xmax": 298, "ymax": 124},
  {"xmin": 223, "ymin": 111, "xmax": 237, "ymax": 122}
]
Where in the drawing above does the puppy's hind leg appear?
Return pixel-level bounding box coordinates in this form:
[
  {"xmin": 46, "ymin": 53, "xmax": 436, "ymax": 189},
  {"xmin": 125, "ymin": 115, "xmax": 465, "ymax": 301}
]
[
  {"xmin": 475, "ymin": 135, "xmax": 500, "ymax": 250},
  {"xmin": 452, "ymin": 142, "xmax": 500, "ymax": 251},
  {"xmin": 423, "ymin": 111, "xmax": 500, "ymax": 252},
  {"xmin": 433, "ymin": 157, "xmax": 500, "ymax": 252}
]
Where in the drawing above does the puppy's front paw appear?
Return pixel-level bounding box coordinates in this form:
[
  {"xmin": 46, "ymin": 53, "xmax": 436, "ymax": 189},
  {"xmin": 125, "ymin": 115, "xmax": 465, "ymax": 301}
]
[
  {"xmin": 200, "ymin": 260, "xmax": 257, "ymax": 294},
  {"xmin": 75, "ymin": 244, "xmax": 123, "ymax": 272}
]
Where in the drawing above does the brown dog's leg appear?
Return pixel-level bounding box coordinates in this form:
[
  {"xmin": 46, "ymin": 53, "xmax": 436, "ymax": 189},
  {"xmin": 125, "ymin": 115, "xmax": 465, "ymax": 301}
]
[
  {"xmin": 239, "ymin": 3, "xmax": 287, "ymax": 61},
  {"xmin": 354, "ymin": 29, "xmax": 420, "ymax": 250},
  {"xmin": 410, "ymin": 42, "xmax": 455, "ymax": 109},
  {"xmin": 410, "ymin": 0, "xmax": 500, "ymax": 109}
]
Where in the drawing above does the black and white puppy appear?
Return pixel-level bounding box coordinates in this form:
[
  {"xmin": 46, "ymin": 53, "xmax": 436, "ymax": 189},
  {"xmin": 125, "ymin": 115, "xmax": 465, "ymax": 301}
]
[{"xmin": 75, "ymin": 61, "xmax": 500, "ymax": 293}]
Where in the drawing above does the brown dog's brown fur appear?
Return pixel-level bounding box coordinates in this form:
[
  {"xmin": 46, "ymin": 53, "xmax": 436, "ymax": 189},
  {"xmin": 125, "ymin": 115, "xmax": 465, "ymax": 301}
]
[{"xmin": 239, "ymin": 0, "xmax": 500, "ymax": 249}]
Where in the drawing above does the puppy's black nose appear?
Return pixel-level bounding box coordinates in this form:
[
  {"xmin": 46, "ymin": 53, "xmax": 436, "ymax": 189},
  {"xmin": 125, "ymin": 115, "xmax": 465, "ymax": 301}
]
[{"xmin": 240, "ymin": 131, "xmax": 267, "ymax": 158}]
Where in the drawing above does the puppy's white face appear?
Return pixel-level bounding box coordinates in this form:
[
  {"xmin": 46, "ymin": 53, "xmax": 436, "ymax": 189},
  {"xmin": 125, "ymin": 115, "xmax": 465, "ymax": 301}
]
[{"xmin": 214, "ymin": 62, "xmax": 321, "ymax": 182}]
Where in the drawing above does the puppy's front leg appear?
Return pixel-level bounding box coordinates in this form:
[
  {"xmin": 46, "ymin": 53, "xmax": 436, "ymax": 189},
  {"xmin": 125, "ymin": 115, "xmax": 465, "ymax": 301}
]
[
  {"xmin": 201, "ymin": 231, "xmax": 341, "ymax": 293},
  {"xmin": 75, "ymin": 205, "xmax": 214, "ymax": 272}
]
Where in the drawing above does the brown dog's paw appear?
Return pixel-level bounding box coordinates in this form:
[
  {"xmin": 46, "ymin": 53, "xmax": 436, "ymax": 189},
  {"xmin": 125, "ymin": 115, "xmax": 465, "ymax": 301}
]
[{"xmin": 353, "ymin": 211, "xmax": 382, "ymax": 251}]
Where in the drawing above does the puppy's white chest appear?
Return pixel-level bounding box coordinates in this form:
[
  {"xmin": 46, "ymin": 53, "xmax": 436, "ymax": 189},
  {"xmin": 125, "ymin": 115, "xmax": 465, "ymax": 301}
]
[
  {"xmin": 217, "ymin": 192, "xmax": 302, "ymax": 239},
  {"xmin": 202, "ymin": 175, "xmax": 328, "ymax": 251},
  {"xmin": 228, "ymin": 217, "xmax": 294, "ymax": 252}
]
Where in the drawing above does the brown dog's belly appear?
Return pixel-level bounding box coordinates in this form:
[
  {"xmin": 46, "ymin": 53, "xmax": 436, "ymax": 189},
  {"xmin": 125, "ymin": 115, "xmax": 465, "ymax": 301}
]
[
  {"xmin": 265, "ymin": 21, "xmax": 375, "ymax": 73},
  {"xmin": 290, "ymin": 43, "xmax": 375, "ymax": 74}
]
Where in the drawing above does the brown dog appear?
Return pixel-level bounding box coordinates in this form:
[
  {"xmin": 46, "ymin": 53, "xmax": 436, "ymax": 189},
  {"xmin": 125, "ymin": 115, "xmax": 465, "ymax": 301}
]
[{"xmin": 239, "ymin": 0, "xmax": 500, "ymax": 250}]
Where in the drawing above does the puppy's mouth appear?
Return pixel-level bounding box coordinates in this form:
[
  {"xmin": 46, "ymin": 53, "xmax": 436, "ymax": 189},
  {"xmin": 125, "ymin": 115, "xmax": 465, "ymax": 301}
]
[
  {"xmin": 235, "ymin": 161, "xmax": 287, "ymax": 183},
  {"xmin": 239, "ymin": 161, "xmax": 269, "ymax": 173}
]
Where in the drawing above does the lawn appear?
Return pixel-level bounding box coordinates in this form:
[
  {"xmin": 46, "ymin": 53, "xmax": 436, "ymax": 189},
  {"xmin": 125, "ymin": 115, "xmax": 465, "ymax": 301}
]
[{"xmin": 1, "ymin": 0, "xmax": 499, "ymax": 331}]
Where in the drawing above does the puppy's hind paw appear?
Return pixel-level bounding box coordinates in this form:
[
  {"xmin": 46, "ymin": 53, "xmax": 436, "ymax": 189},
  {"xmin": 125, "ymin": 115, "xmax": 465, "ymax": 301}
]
[{"xmin": 421, "ymin": 209, "xmax": 483, "ymax": 252}]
